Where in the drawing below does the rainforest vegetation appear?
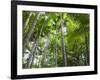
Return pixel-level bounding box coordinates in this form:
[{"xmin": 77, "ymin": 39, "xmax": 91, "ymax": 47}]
[{"xmin": 22, "ymin": 11, "xmax": 90, "ymax": 68}]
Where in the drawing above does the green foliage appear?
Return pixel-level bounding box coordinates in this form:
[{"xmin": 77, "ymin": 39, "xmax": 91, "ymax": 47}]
[{"xmin": 22, "ymin": 11, "xmax": 90, "ymax": 68}]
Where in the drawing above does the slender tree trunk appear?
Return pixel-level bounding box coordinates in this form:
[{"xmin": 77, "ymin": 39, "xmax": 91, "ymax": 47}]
[
  {"xmin": 29, "ymin": 46, "xmax": 37, "ymax": 68},
  {"xmin": 54, "ymin": 43, "xmax": 57, "ymax": 67},
  {"xmin": 61, "ymin": 14, "xmax": 67, "ymax": 66},
  {"xmin": 24, "ymin": 12, "xmax": 33, "ymax": 30},
  {"xmin": 23, "ymin": 12, "xmax": 33, "ymax": 58},
  {"xmin": 55, "ymin": 43, "xmax": 58, "ymax": 67},
  {"xmin": 85, "ymin": 33, "xmax": 89, "ymax": 65},
  {"xmin": 54, "ymin": 24, "xmax": 58, "ymax": 67},
  {"xmin": 28, "ymin": 16, "xmax": 48, "ymax": 68},
  {"xmin": 23, "ymin": 12, "xmax": 40, "ymax": 57},
  {"xmin": 41, "ymin": 36, "xmax": 50, "ymax": 67},
  {"xmin": 83, "ymin": 26, "xmax": 89, "ymax": 65}
]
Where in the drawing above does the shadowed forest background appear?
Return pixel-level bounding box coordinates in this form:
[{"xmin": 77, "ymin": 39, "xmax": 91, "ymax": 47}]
[{"xmin": 22, "ymin": 11, "xmax": 90, "ymax": 68}]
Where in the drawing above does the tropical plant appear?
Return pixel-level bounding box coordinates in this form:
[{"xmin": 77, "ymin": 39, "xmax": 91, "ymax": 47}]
[{"xmin": 22, "ymin": 11, "xmax": 90, "ymax": 68}]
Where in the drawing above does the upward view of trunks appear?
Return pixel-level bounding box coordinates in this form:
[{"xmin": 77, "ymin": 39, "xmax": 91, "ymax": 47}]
[{"xmin": 22, "ymin": 11, "xmax": 90, "ymax": 68}]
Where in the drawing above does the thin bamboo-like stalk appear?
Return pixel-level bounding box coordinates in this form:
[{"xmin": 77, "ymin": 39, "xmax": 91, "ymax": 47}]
[
  {"xmin": 61, "ymin": 13, "xmax": 67, "ymax": 66},
  {"xmin": 23, "ymin": 12, "xmax": 40, "ymax": 57},
  {"xmin": 29, "ymin": 14, "xmax": 48, "ymax": 68},
  {"xmin": 24, "ymin": 12, "xmax": 33, "ymax": 30}
]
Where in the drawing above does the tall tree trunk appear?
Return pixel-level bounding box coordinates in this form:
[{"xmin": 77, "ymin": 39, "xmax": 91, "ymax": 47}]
[
  {"xmin": 23, "ymin": 12, "xmax": 33, "ymax": 57},
  {"xmin": 41, "ymin": 36, "xmax": 50, "ymax": 67},
  {"xmin": 83, "ymin": 26, "xmax": 89, "ymax": 65},
  {"xmin": 54, "ymin": 24, "xmax": 58, "ymax": 67},
  {"xmin": 54, "ymin": 43, "xmax": 57, "ymax": 67},
  {"xmin": 23, "ymin": 12, "xmax": 33, "ymax": 30},
  {"xmin": 85, "ymin": 33, "xmax": 89, "ymax": 65},
  {"xmin": 61, "ymin": 14, "xmax": 67, "ymax": 66},
  {"xmin": 29, "ymin": 46, "xmax": 37, "ymax": 68},
  {"xmin": 28, "ymin": 16, "xmax": 48, "ymax": 68},
  {"xmin": 23, "ymin": 12, "xmax": 40, "ymax": 57}
]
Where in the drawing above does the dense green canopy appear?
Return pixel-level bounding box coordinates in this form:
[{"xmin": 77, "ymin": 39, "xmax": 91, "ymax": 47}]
[{"xmin": 22, "ymin": 11, "xmax": 90, "ymax": 68}]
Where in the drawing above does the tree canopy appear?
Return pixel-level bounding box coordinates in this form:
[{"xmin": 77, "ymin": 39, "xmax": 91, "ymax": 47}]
[{"xmin": 22, "ymin": 11, "xmax": 90, "ymax": 68}]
